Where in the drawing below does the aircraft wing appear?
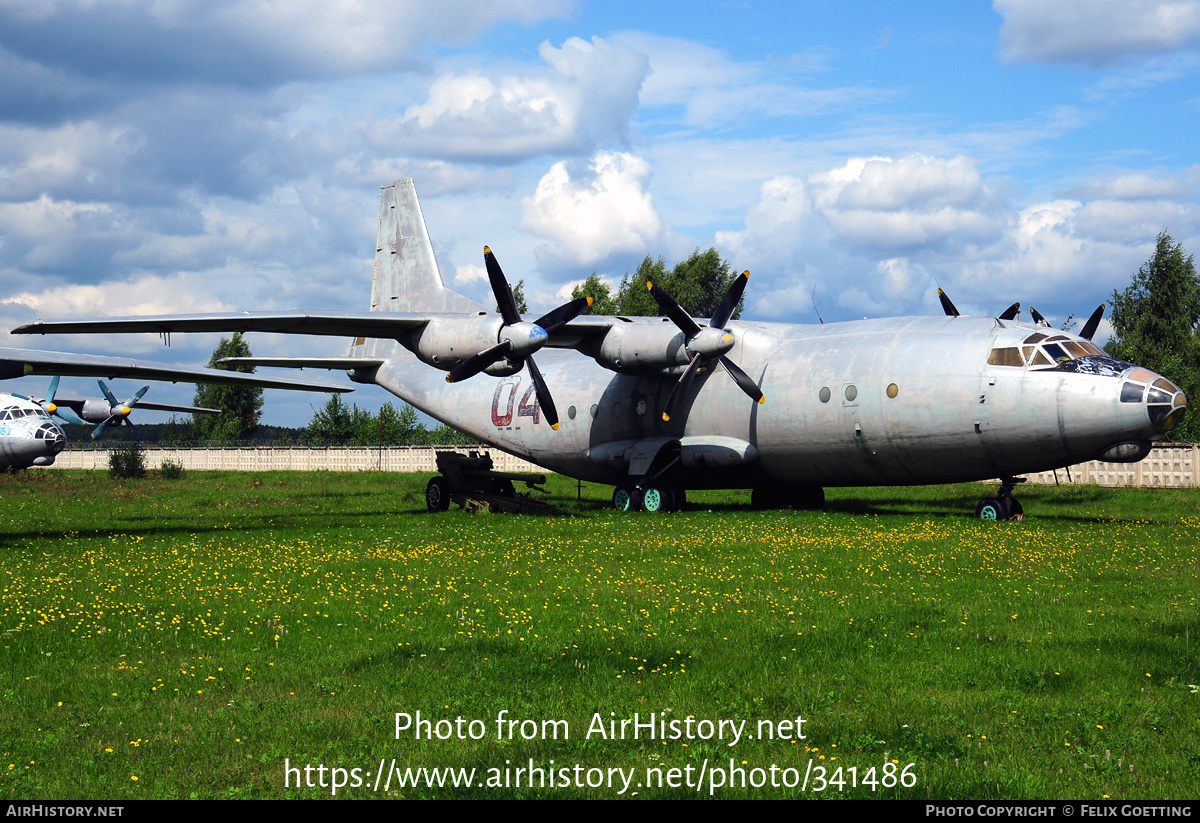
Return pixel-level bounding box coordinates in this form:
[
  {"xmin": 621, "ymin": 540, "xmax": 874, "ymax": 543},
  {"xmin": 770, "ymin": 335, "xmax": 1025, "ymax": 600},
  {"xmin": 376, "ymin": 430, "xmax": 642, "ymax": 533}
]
[
  {"xmin": 543, "ymin": 316, "xmax": 618, "ymax": 348},
  {"xmin": 14, "ymin": 311, "xmax": 430, "ymax": 338},
  {"xmin": 47, "ymin": 395, "xmax": 221, "ymax": 416},
  {"xmin": 217, "ymin": 357, "xmax": 386, "ymax": 370},
  {"xmin": 0, "ymin": 347, "xmax": 352, "ymax": 393}
]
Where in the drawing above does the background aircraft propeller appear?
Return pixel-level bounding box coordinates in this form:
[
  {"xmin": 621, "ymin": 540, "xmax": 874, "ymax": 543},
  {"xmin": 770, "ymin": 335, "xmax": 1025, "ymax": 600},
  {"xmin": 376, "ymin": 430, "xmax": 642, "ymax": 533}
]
[
  {"xmin": 647, "ymin": 271, "xmax": 765, "ymax": 422},
  {"xmin": 41, "ymin": 376, "xmax": 86, "ymax": 425},
  {"xmin": 444, "ymin": 246, "xmax": 592, "ymax": 430},
  {"xmin": 92, "ymin": 380, "xmax": 150, "ymax": 440}
]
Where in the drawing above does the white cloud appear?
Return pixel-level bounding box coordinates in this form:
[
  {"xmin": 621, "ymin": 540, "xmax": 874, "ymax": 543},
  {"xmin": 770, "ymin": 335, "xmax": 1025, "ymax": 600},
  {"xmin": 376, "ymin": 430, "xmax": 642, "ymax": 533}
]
[
  {"xmin": 1063, "ymin": 169, "xmax": 1199, "ymax": 200},
  {"xmin": 519, "ymin": 151, "xmax": 670, "ymax": 275},
  {"xmin": 716, "ymin": 175, "xmax": 824, "ymax": 272},
  {"xmin": 455, "ymin": 263, "xmax": 487, "ymax": 284},
  {"xmin": 7, "ymin": 273, "xmax": 229, "ymax": 322},
  {"xmin": 717, "ymin": 158, "xmax": 1200, "ymax": 322},
  {"xmin": 0, "ymin": 0, "xmax": 577, "ymax": 80},
  {"xmin": 996, "ymin": 0, "xmax": 1200, "ymax": 67},
  {"xmin": 808, "ymin": 155, "xmax": 1005, "ymax": 251},
  {"xmin": 613, "ymin": 31, "xmax": 881, "ymax": 128},
  {"xmin": 375, "ymin": 37, "xmax": 648, "ymax": 163}
]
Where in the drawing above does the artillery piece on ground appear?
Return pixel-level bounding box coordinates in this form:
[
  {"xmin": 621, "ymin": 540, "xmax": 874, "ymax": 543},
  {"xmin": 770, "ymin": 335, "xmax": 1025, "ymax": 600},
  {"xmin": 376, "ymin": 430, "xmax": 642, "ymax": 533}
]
[{"xmin": 425, "ymin": 450, "xmax": 557, "ymax": 514}]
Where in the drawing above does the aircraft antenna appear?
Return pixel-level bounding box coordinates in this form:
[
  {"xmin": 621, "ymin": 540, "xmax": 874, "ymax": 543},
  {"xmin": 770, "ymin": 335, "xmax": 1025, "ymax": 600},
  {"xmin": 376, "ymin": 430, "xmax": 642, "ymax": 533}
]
[{"xmin": 811, "ymin": 287, "xmax": 824, "ymax": 325}]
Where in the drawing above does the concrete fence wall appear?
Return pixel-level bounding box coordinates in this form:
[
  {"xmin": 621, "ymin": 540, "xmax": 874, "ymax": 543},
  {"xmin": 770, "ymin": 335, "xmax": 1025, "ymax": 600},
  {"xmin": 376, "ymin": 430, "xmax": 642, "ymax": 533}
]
[
  {"xmin": 45, "ymin": 443, "xmax": 1200, "ymax": 487},
  {"xmin": 48, "ymin": 445, "xmax": 546, "ymax": 474},
  {"xmin": 1003, "ymin": 443, "xmax": 1198, "ymax": 488}
]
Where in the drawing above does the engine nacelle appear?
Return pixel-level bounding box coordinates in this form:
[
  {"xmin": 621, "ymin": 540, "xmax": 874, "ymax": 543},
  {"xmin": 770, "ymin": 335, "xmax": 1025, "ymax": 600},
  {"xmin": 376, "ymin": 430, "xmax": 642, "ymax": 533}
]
[
  {"xmin": 584, "ymin": 320, "xmax": 708, "ymax": 374},
  {"xmin": 402, "ymin": 315, "xmax": 504, "ymax": 371},
  {"xmin": 80, "ymin": 398, "xmax": 118, "ymax": 424}
]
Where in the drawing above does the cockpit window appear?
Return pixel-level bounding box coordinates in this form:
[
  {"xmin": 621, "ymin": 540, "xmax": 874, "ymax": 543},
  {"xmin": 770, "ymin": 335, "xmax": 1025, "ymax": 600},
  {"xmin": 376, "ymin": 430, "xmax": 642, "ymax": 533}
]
[
  {"xmin": 1023, "ymin": 333, "xmax": 1048, "ymax": 344},
  {"xmin": 1120, "ymin": 382, "xmax": 1144, "ymax": 403},
  {"xmin": 987, "ymin": 347, "xmax": 1024, "ymax": 366},
  {"xmin": 1042, "ymin": 343, "xmax": 1068, "ymax": 362}
]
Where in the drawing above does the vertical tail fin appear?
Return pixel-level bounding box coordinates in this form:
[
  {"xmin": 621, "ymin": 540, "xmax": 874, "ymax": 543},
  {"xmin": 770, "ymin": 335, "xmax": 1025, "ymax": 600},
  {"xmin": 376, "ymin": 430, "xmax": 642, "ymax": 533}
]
[{"xmin": 370, "ymin": 179, "xmax": 483, "ymax": 314}]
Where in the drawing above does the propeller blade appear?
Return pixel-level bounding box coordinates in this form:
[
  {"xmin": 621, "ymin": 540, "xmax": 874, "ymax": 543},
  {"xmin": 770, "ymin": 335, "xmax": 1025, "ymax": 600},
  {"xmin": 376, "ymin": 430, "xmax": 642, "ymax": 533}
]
[
  {"xmin": 484, "ymin": 246, "xmax": 522, "ymax": 326},
  {"xmin": 999, "ymin": 302, "xmax": 1020, "ymax": 321},
  {"xmin": 125, "ymin": 419, "xmax": 143, "ymax": 443},
  {"xmin": 446, "ymin": 340, "xmax": 514, "ymax": 383},
  {"xmin": 1029, "ymin": 306, "xmax": 1047, "ymax": 326},
  {"xmin": 662, "ymin": 355, "xmax": 703, "ymax": 422},
  {"xmin": 533, "ymin": 296, "xmax": 592, "ymax": 335},
  {"xmin": 97, "ymin": 379, "xmax": 119, "ymax": 406},
  {"xmin": 718, "ymin": 356, "xmax": 765, "ymax": 405},
  {"xmin": 1080, "ymin": 304, "xmax": 1105, "ymax": 341},
  {"xmin": 709, "ymin": 271, "xmax": 749, "ymax": 330},
  {"xmin": 938, "ymin": 289, "xmax": 960, "ymax": 317},
  {"xmin": 648, "ymin": 282, "xmax": 702, "ymax": 338},
  {"xmin": 123, "ymin": 385, "xmax": 150, "ymax": 408},
  {"xmin": 47, "ymin": 376, "xmax": 60, "ymax": 405},
  {"xmin": 524, "ymin": 355, "xmax": 559, "ymax": 430},
  {"xmin": 55, "ymin": 406, "xmax": 85, "ymax": 425},
  {"xmin": 92, "ymin": 416, "xmax": 117, "ymax": 439}
]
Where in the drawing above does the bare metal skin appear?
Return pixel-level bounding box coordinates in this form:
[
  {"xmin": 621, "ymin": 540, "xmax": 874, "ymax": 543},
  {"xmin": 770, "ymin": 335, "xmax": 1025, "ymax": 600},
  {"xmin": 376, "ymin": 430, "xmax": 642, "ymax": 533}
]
[{"xmin": 13, "ymin": 180, "xmax": 1187, "ymax": 512}]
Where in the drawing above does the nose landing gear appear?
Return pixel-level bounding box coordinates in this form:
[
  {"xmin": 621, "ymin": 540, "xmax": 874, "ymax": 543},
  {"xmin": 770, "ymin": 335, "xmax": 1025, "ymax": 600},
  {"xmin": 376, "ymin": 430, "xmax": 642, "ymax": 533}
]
[{"xmin": 976, "ymin": 477, "xmax": 1025, "ymax": 521}]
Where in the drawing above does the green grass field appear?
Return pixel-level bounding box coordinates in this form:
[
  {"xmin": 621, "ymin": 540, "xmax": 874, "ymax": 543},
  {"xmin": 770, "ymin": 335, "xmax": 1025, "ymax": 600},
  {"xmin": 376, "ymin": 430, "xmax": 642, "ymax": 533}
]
[{"xmin": 1, "ymin": 469, "xmax": 1197, "ymax": 799}]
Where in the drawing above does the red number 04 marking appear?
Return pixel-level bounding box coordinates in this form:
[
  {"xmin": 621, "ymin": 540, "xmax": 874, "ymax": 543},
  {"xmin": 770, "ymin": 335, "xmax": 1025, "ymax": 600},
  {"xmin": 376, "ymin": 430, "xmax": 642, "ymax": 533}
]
[
  {"xmin": 517, "ymin": 384, "xmax": 540, "ymax": 424},
  {"xmin": 491, "ymin": 377, "xmax": 520, "ymax": 426}
]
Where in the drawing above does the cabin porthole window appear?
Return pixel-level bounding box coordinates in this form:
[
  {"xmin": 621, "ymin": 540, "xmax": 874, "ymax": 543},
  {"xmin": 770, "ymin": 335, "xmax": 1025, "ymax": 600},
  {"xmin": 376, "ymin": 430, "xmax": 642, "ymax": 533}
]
[
  {"xmin": 844, "ymin": 385, "xmax": 858, "ymax": 402},
  {"xmin": 567, "ymin": 405, "xmax": 577, "ymax": 420},
  {"xmin": 819, "ymin": 387, "xmax": 831, "ymax": 403},
  {"xmin": 590, "ymin": 404, "xmax": 599, "ymax": 419},
  {"xmin": 886, "ymin": 383, "xmax": 899, "ymax": 399}
]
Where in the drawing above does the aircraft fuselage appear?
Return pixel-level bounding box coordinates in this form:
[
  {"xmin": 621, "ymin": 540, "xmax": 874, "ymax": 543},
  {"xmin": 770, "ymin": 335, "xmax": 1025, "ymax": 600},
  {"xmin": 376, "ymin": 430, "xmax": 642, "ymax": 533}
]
[{"xmin": 365, "ymin": 313, "xmax": 1180, "ymax": 490}]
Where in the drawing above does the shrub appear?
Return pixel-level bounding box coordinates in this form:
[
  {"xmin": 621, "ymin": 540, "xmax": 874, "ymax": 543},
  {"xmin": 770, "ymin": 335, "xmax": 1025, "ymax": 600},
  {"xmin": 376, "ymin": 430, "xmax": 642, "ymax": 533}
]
[
  {"xmin": 108, "ymin": 445, "xmax": 146, "ymax": 480},
  {"xmin": 159, "ymin": 459, "xmax": 186, "ymax": 480}
]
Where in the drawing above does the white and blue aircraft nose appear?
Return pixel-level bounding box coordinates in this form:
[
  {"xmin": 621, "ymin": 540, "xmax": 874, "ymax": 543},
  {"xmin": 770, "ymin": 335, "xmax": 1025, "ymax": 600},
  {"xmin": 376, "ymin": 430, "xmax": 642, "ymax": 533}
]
[{"xmin": 35, "ymin": 421, "xmax": 66, "ymax": 454}]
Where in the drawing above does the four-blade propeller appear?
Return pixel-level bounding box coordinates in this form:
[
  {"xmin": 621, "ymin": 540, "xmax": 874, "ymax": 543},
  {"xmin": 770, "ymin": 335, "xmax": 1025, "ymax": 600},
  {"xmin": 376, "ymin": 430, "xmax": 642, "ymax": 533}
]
[
  {"xmin": 445, "ymin": 246, "xmax": 592, "ymax": 430},
  {"xmin": 647, "ymin": 270, "xmax": 765, "ymax": 422},
  {"xmin": 93, "ymin": 380, "xmax": 150, "ymax": 440}
]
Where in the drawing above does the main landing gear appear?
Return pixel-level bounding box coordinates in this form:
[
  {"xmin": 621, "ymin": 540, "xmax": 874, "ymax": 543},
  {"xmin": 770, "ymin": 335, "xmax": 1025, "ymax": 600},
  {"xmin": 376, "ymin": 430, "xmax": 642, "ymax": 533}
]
[
  {"xmin": 975, "ymin": 477, "xmax": 1025, "ymax": 521},
  {"xmin": 612, "ymin": 480, "xmax": 686, "ymax": 513}
]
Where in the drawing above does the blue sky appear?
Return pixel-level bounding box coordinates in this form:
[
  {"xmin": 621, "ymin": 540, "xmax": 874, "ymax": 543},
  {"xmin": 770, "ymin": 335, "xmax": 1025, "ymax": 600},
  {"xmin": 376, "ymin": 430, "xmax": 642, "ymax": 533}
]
[{"xmin": 2, "ymin": 0, "xmax": 1198, "ymax": 425}]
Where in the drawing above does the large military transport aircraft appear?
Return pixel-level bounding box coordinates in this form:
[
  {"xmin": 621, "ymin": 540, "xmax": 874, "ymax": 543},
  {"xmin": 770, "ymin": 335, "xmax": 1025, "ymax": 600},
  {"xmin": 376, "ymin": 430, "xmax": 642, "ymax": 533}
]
[
  {"xmin": 0, "ymin": 346, "xmax": 350, "ymax": 469},
  {"xmin": 15, "ymin": 179, "xmax": 1188, "ymax": 517}
]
